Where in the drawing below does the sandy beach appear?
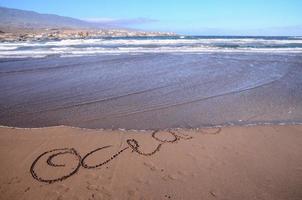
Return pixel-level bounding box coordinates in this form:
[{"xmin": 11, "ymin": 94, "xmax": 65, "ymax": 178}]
[
  {"xmin": 0, "ymin": 125, "xmax": 301, "ymax": 200},
  {"xmin": 1, "ymin": 2, "xmax": 302, "ymax": 200},
  {"xmin": 1, "ymin": 38, "xmax": 302, "ymax": 200}
]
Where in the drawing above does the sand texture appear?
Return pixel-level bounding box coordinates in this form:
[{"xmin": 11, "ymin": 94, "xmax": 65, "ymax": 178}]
[{"xmin": 0, "ymin": 125, "xmax": 302, "ymax": 200}]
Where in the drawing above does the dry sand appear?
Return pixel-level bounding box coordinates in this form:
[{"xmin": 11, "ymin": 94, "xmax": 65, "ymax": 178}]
[{"xmin": 0, "ymin": 125, "xmax": 302, "ymax": 200}]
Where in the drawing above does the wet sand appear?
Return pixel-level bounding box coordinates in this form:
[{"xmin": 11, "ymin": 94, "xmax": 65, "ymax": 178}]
[
  {"xmin": 1, "ymin": 53, "xmax": 302, "ymax": 129},
  {"xmin": 0, "ymin": 125, "xmax": 302, "ymax": 200}
]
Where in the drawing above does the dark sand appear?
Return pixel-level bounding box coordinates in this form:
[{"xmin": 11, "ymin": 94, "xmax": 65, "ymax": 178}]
[{"xmin": 0, "ymin": 53, "xmax": 302, "ymax": 129}]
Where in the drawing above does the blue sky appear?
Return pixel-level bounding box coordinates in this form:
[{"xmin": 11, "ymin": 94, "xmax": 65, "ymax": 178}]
[{"xmin": 1, "ymin": 0, "xmax": 302, "ymax": 35}]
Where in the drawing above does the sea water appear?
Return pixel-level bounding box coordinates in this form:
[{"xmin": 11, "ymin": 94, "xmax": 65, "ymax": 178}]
[
  {"xmin": 0, "ymin": 36, "xmax": 302, "ymax": 58},
  {"xmin": 0, "ymin": 36, "xmax": 301, "ymax": 129}
]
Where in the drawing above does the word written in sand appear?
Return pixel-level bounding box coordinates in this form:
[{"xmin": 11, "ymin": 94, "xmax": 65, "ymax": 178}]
[{"xmin": 30, "ymin": 130, "xmax": 193, "ymax": 184}]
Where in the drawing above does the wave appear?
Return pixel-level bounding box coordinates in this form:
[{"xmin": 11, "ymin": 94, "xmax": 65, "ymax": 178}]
[
  {"xmin": 1, "ymin": 36, "xmax": 302, "ymax": 58},
  {"xmin": 2, "ymin": 37, "xmax": 302, "ymax": 47},
  {"xmin": 0, "ymin": 47, "xmax": 302, "ymax": 58},
  {"xmin": 3, "ymin": 38, "xmax": 302, "ymax": 47}
]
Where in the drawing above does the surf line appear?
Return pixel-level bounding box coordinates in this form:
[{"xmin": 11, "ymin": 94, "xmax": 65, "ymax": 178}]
[{"xmin": 30, "ymin": 130, "xmax": 193, "ymax": 184}]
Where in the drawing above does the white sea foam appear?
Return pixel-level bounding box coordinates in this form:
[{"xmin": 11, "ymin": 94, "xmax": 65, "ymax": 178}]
[
  {"xmin": 1, "ymin": 37, "xmax": 302, "ymax": 58},
  {"xmin": 2, "ymin": 37, "xmax": 302, "ymax": 48},
  {"xmin": 0, "ymin": 46, "xmax": 18, "ymax": 50},
  {"xmin": 0, "ymin": 47, "xmax": 301, "ymax": 58}
]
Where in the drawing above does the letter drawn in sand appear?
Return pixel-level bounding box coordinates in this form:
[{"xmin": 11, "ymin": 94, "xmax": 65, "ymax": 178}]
[
  {"xmin": 30, "ymin": 148, "xmax": 82, "ymax": 184},
  {"xmin": 30, "ymin": 130, "xmax": 193, "ymax": 184}
]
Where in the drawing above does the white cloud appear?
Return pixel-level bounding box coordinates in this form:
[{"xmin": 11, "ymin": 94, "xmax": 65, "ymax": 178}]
[{"xmin": 83, "ymin": 17, "xmax": 158, "ymax": 26}]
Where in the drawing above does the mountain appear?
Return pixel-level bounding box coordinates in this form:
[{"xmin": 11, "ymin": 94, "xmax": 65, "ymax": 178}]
[
  {"xmin": 0, "ymin": 6, "xmax": 113, "ymax": 32},
  {"xmin": 0, "ymin": 7, "xmax": 176, "ymax": 40}
]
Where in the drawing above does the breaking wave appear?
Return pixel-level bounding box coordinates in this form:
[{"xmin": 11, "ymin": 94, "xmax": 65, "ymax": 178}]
[{"xmin": 1, "ymin": 36, "xmax": 302, "ymax": 58}]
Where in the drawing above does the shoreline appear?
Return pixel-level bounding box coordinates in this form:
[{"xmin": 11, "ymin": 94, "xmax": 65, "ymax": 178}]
[
  {"xmin": 1, "ymin": 124, "xmax": 302, "ymax": 199},
  {"xmin": 1, "ymin": 120, "xmax": 302, "ymax": 132}
]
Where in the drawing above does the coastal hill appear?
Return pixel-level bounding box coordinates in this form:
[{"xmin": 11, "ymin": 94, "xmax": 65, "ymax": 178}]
[
  {"xmin": 0, "ymin": 6, "xmax": 114, "ymax": 32},
  {"xmin": 0, "ymin": 7, "xmax": 175, "ymax": 40}
]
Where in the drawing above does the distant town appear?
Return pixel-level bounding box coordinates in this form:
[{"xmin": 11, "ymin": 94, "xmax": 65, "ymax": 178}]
[{"xmin": 0, "ymin": 28, "xmax": 176, "ymax": 42}]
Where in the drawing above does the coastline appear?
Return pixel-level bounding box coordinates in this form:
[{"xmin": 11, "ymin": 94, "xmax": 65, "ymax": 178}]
[
  {"xmin": 1, "ymin": 35, "xmax": 302, "ymax": 200},
  {"xmin": 0, "ymin": 124, "xmax": 302, "ymax": 200},
  {"xmin": 1, "ymin": 4, "xmax": 302, "ymax": 200}
]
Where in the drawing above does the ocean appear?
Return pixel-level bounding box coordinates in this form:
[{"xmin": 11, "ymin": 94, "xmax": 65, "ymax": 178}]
[
  {"xmin": 0, "ymin": 36, "xmax": 302, "ymax": 58},
  {"xmin": 0, "ymin": 36, "xmax": 302, "ymax": 129}
]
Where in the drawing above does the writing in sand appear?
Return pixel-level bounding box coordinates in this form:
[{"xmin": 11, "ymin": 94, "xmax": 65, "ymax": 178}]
[{"xmin": 30, "ymin": 129, "xmax": 209, "ymax": 184}]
